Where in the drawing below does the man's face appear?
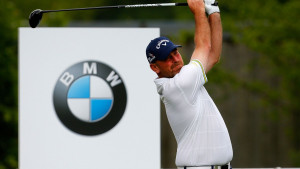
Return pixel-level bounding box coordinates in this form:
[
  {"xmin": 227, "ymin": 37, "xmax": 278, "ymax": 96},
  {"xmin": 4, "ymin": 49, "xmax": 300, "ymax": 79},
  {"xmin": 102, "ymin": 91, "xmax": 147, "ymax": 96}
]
[{"xmin": 151, "ymin": 49, "xmax": 184, "ymax": 78}]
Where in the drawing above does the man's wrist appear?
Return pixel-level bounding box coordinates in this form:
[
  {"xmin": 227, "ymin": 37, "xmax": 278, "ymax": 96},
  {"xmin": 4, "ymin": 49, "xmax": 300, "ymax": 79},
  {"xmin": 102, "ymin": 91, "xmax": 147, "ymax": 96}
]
[{"xmin": 193, "ymin": 6, "xmax": 207, "ymax": 16}]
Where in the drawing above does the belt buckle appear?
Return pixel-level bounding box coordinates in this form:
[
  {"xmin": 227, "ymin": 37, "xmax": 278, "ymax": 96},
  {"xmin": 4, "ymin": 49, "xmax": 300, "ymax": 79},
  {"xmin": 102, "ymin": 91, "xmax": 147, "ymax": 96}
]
[{"xmin": 212, "ymin": 163, "xmax": 231, "ymax": 169}]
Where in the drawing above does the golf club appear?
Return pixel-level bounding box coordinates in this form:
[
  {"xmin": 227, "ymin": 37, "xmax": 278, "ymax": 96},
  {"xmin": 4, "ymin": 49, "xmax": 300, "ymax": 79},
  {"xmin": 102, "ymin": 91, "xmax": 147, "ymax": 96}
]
[{"xmin": 29, "ymin": 3, "xmax": 188, "ymax": 28}]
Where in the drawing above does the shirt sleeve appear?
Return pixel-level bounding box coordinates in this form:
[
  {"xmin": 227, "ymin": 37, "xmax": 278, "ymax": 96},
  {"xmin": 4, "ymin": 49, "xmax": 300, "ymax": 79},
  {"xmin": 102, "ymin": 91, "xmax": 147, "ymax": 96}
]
[
  {"xmin": 190, "ymin": 59, "xmax": 208, "ymax": 83},
  {"xmin": 174, "ymin": 59, "xmax": 208, "ymax": 104}
]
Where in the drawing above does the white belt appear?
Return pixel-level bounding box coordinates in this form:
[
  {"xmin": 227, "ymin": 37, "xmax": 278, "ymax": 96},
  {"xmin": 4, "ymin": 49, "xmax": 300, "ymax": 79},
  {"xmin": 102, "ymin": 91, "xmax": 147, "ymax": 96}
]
[
  {"xmin": 178, "ymin": 167, "xmax": 211, "ymax": 169},
  {"xmin": 178, "ymin": 163, "xmax": 231, "ymax": 169}
]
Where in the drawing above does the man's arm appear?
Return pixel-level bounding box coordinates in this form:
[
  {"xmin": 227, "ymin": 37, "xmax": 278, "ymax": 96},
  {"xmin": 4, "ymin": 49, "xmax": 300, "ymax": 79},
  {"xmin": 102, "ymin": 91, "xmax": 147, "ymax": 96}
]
[
  {"xmin": 188, "ymin": 0, "xmax": 211, "ymax": 71},
  {"xmin": 205, "ymin": 13, "xmax": 222, "ymax": 73}
]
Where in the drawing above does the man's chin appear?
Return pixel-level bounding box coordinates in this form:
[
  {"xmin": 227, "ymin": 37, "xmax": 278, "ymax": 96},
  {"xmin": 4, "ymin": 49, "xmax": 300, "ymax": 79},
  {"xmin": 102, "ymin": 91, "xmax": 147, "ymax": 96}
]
[
  {"xmin": 174, "ymin": 65, "xmax": 183, "ymax": 73},
  {"xmin": 171, "ymin": 66, "xmax": 182, "ymax": 77}
]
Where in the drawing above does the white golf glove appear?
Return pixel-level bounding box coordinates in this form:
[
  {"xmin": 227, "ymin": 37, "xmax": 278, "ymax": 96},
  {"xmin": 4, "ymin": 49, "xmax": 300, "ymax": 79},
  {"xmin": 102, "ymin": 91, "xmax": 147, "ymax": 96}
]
[{"xmin": 204, "ymin": 0, "xmax": 220, "ymax": 15}]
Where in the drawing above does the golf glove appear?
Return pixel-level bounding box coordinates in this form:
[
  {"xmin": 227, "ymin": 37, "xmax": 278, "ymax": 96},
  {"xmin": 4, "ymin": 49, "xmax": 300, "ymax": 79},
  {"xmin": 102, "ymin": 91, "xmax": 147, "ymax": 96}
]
[{"xmin": 204, "ymin": 0, "xmax": 220, "ymax": 15}]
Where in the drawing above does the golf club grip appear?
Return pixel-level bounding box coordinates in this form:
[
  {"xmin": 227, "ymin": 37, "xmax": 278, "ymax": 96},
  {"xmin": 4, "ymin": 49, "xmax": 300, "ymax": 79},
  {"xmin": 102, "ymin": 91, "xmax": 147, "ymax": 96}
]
[{"xmin": 175, "ymin": 3, "xmax": 188, "ymax": 6}]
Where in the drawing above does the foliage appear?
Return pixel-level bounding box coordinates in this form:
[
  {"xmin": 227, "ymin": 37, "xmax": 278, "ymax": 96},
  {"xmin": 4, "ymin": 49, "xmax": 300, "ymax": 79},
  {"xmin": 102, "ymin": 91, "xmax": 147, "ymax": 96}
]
[
  {"xmin": 221, "ymin": 0, "xmax": 300, "ymax": 164},
  {"xmin": 0, "ymin": 1, "xmax": 19, "ymax": 168}
]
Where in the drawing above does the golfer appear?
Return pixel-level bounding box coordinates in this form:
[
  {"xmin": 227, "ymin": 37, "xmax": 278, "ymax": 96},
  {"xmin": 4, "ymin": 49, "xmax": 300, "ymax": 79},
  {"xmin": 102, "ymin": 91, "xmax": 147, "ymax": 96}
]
[{"xmin": 145, "ymin": 0, "xmax": 233, "ymax": 168}]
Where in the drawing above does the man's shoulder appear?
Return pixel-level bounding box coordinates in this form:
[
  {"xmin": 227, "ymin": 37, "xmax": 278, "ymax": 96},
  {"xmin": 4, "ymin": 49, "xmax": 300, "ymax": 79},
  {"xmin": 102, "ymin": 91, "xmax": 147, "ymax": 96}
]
[{"xmin": 179, "ymin": 60, "xmax": 208, "ymax": 83}]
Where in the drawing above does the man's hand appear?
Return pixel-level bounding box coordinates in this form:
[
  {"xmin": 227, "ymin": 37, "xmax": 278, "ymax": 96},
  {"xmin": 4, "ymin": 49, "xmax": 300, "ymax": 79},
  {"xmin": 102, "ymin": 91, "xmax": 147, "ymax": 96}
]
[{"xmin": 204, "ymin": 0, "xmax": 220, "ymax": 15}]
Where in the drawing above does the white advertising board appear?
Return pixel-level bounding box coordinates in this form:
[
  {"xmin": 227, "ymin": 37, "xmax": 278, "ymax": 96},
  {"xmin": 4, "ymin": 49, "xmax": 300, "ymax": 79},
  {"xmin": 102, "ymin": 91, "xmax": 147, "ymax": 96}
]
[{"xmin": 19, "ymin": 28, "xmax": 160, "ymax": 169}]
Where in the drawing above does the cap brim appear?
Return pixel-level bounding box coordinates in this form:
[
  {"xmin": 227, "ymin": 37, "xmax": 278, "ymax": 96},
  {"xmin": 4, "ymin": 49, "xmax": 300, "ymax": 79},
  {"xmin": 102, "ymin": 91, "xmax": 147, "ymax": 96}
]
[{"xmin": 159, "ymin": 45, "xmax": 182, "ymax": 61}]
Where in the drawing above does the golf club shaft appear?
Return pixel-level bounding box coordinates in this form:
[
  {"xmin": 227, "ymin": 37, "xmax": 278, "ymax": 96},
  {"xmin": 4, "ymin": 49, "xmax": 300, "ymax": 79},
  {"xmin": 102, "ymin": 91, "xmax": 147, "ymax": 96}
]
[{"xmin": 41, "ymin": 3, "xmax": 188, "ymax": 13}]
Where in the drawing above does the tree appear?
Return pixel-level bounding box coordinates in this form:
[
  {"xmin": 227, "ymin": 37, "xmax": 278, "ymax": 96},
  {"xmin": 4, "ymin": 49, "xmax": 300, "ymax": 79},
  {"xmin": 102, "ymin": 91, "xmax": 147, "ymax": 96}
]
[
  {"xmin": 221, "ymin": 0, "xmax": 300, "ymax": 165},
  {"xmin": 0, "ymin": 1, "xmax": 19, "ymax": 168}
]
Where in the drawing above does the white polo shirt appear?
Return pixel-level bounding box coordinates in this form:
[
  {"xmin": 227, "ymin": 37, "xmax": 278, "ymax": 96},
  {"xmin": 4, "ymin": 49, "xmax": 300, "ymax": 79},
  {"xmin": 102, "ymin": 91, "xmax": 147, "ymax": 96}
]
[{"xmin": 154, "ymin": 60, "xmax": 233, "ymax": 167}]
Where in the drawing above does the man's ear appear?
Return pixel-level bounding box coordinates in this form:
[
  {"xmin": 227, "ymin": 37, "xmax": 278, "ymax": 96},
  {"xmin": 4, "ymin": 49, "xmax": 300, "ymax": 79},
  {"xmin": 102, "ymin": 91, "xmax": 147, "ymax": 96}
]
[{"xmin": 150, "ymin": 63, "xmax": 160, "ymax": 74}]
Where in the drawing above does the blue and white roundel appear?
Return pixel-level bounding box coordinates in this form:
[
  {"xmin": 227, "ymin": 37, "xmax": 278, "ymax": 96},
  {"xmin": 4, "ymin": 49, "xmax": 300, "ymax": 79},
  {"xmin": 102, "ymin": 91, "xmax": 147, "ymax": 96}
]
[
  {"xmin": 67, "ymin": 75, "xmax": 113, "ymax": 122},
  {"xmin": 53, "ymin": 60, "xmax": 127, "ymax": 135}
]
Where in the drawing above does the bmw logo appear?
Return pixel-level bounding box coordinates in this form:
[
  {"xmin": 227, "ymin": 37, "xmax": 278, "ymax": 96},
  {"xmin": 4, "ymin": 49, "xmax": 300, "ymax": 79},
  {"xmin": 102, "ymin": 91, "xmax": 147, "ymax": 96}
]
[{"xmin": 53, "ymin": 60, "xmax": 127, "ymax": 135}]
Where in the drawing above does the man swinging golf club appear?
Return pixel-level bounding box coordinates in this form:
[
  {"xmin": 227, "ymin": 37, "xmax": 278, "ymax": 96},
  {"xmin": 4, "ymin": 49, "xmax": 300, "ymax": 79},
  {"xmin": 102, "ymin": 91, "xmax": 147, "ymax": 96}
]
[{"xmin": 146, "ymin": 0, "xmax": 233, "ymax": 168}]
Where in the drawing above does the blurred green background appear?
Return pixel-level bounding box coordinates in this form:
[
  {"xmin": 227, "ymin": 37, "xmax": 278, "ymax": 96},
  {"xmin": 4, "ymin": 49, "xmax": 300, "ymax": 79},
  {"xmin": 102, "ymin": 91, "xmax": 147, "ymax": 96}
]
[{"xmin": 0, "ymin": 0, "xmax": 299, "ymax": 168}]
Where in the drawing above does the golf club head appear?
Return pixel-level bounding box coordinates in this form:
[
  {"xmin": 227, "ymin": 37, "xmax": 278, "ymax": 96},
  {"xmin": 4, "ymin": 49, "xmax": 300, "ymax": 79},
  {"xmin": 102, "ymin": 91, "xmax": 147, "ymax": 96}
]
[{"xmin": 29, "ymin": 9, "xmax": 43, "ymax": 28}]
